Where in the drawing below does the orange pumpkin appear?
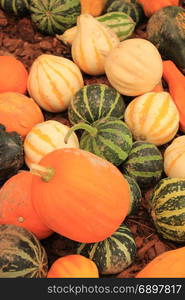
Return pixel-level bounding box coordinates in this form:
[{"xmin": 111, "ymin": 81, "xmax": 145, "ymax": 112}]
[
  {"xmin": 0, "ymin": 171, "xmax": 53, "ymax": 239},
  {"xmin": 47, "ymin": 254, "xmax": 99, "ymax": 278},
  {"xmin": 138, "ymin": 0, "xmax": 179, "ymax": 17},
  {"xmin": 136, "ymin": 246, "xmax": 185, "ymax": 278},
  {"xmin": 0, "ymin": 92, "xmax": 44, "ymax": 138},
  {"xmin": 31, "ymin": 148, "xmax": 130, "ymax": 243}
]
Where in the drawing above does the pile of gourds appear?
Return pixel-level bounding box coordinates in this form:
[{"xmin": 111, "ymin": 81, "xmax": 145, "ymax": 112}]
[{"xmin": 0, "ymin": 0, "xmax": 185, "ymax": 278}]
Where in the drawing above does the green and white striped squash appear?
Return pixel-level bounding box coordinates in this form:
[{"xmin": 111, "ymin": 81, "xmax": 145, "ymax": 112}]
[
  {"xmin": 124, "ymin": 175, "xmax": 142, "ymax": 215},
  {"xmin": 149, "ymin": 177, "xmax": 185, "ymax": 243},
  {"xmin": 68, "ymin": 84, "xmax": 125, "ymax": 125},
  {"xmin": 30, "ymin": 0, "xmax": 81, "ymax": 35},
  {"xmin": 65, "ymin": 117, "xmax": 133, "ymax": 166},
  {"xmin": 122, "ymin": 141, "xmax": 163, "ymax": 189},
  {"xmin": 76, "ymin": 223, "xmax": 136, "ymax": 274},
  {"xmin": 0, "ymin": 224, "xmax": 48, "ymax": 278},
  {"xmin": 0, "ymin": 0, "xmax": 30, "ymax": 17}
]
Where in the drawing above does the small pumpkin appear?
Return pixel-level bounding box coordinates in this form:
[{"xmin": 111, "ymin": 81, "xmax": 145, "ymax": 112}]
[
  {"xmin": 80, "ymin": 0, "xmax": 106, "ymax": 16},
  {"xmin": 27, "ymin": 54, "xmax": 84, "ymax": 113},
  {"xmin": 0, "ymin": 0, "xmax": 30, "ymax": 17},
  {"xmin": 138, "ymin": 0, "xmax": 179, "ymax": 17},
  {"xmin": 30, "ymin": 148, "xmax": 131, "ymax": 243},
  {"xmin": 47, "ymin": 254, "xmax": 99, "ymax": 278},
  {"xmin": 104, "ymin": 38, "xmax": 163, "ymax": 96}
]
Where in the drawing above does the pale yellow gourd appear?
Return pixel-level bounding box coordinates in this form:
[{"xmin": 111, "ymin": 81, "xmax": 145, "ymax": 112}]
[
  {"xmin": 124, "ymin": 92, "xmax": 179, "ymax": 146},
  {"xmin": 27, "ymin": 54, "xmax": 84, "ymax": 113},
  {"xmin": 164, "ymin": 135, "xmax": 185, "ymax": 178},
  {"xmin": 104, "ymin": 38, "xmax": 163, "ymax": 96},
  {"xmin": 72, "ymin": 14, "xmax": 120, "ymax": 76}
]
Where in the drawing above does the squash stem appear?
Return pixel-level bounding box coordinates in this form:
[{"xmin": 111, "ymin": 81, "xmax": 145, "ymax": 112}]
[
  {"xmin": 29, "ymin": 163, "xmax": 55, "ymax": 182},
  {"xmin": 64, "ymin": 122, "xmax": 97, "ymax": 144}
]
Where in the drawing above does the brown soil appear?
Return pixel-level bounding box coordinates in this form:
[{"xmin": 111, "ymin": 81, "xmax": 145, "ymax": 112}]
[{"xmin": 0, "ymin": 6, "xmax": 184, "ymax": 278}]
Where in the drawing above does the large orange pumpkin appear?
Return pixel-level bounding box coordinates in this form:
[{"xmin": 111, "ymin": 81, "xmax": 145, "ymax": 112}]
[
  {"xmin": 0, "ymin": 171, "xmax": 53, "ymax": 239},
  {"xmin": 47, "ymin": 254, "xmax": 99, "ymax": 278},
  {"xmin": 31, "ymin": 148, "xmax": 130, "ymax": 243},
  {"xmin": 0, "ymin": 92, "xmax": 44, "ymax": 138}
]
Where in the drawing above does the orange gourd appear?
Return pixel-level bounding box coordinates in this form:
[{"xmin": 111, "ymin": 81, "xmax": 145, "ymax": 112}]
[
  {"xmin": 31, "ymin": 148, "xmax": 130, "ymax": 243},
  {"xmin": 47, "ymin": 255, "xmax": 99, "ymax": 278},
  {"xmin": 0, "ymin": 56, "xmax": 28, "ymax": 94},
  {"xmin": 138, "ymin": 0, "xmax": 179, "ymax": 17},
  {"xmin": 136, "ymin": 246, "xmax": 185, "ymax": 278},
  {"xmin": 80, "ymin": 0, "xmax": 106, "ymax": 16},
  {"xmin": 0, "ymin": 171, "xmax": 52, "ymax": 239},
  {"xmin": 0, "ymin": 92, "xmax": 44, "ymax": 138}
]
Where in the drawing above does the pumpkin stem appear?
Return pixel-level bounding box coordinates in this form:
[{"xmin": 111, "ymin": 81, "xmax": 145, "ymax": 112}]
[
  {"xmin": 29, "ymin": 163, "xmax": 55, "ymax": 182},
  {"xmin": 64, "ymin": 122, "xmax": 98, "ymax": 144}
]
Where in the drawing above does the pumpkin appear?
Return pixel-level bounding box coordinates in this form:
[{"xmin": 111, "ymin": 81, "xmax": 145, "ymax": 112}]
[
  {"xmin": 147, "ymin": 6, "xmax": 185, "ymax": 72},
  {"xmin": 122, "ymin": 141, "xmax": 163, "ymax": 190},
  {"xmin": 0, "ymin": 0, "xmax": 30, "ymax": 17},
  {"xmin": 149, "ymin": 177, "xmax": 185, "ymax": 243},
  {"xmin": 0, "ymin": 124, "xmax": 23, "ymax": 184},
  {"xmin": 138, "ymin": 0, "xmax": 180, "ymax": 17},
  {"xmin": 30, "ymin": 0, "xmax": 81, "ymax": 35},
  {"xmin": 0, "ymin": 224, "xmax": 48, "ymax": 278},
  {"xmin": 30, "ymin": 148, "xmax": 131, "ymax": 243},
  {"xmin": 47, "ymin": 254, "xmax": 99, "ymax": 278},
  {"xmin": 72, "ymin": 14, "xmax": 120, "ymax": 76},
  {"xmin": 80, "ymin": 0, "xmax": 106, "ymax": 16},
  {"xmin": 68, "ymin": 83, "xmax": 125, "ymax": 125},
  {"xmin": 0, "ymin": 171, "xmax": 53, "ymax": 240},
  {"xmin": 0, "ymin": 92, "xmax": 44, "ymax": 138},
  {"xmin": 0, "ymin": 56, "xmax": 28, "ymax": 94},
  {"xmin": 24, "ymin": 120, "xmax": 79, "ymax": 168},
  {"xmin": 124, "ymin": 92, "xmax": 179, "ymax": 146},
  {"xmin": 164, "ymin": 136, "xmax": 185, "ymax": 178},
  {"xmin": 65, "ymin": 117, "xmax": 133, "ymax": 166},
  {"xmin": 124, "ymin": 175, "xmax": 142, "ymax": 215},
  {"xmin": 136, "ymin": 246, "xmax": 185, "ymax": 278},
  {"xmin": 27, "ymin": 54, "xmax": 84, "ymax": 113},
  {"xmin": 76, "ymin": 223, "xmax": 136, "ymax": 274},
  {"xmin": 104, "ymin": 38, "xmax": 163, "ymax": 96}
]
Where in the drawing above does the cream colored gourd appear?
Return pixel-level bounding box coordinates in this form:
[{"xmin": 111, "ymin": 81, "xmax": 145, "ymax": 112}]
[
  {"xmin": 72, "ymin": 14, "xmax": 120, "ymax": 76},
  {"xmin": 104, "ymin": 38, "xmax": 163, "ymax": 96},
  {"xmin": 124, "ymin": 92, "xmax": 179, "ymax": 146},
  {"xmin": 24, "ymin": 120, "xmax": 79, "ymax": 168},
  {"xmin": 164, "ymin": 136, "xmax": 185, "ymax": 178},
  {"xmin": 27, "ymin": 54, "xmax": 84, "ymax": 113}
]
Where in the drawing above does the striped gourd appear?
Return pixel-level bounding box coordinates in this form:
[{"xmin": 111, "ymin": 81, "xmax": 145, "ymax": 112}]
[
  {"xmin": 0, "ymin": 0, "xmax": 30, "ymax": 16},
  {"xmin": 57, "ymin": 12, "xmax": 136, "ymax": 45},
  {"xmin": 24, "ymin": 120, "xmax": 79, "ymax": 168},
  {"xmin": 122, "ymin": 141, "xmax": 163, "ymax": 189},
  {"xmin": 0, "ymin": 224, "xmax": 48, "ymax": 278},
  {"xmin": 68, "ymin": 84, "xmax": 125, "ymax": 125},
  {"xmin": 124, "ymin": 175, "xmax": 142, "ymax": 215},
  {"xmin": 64, "ymin": 117, "xmax": 133, "ymax": 166},
  {"xmin": 150, "ymin": 177, "xmax": 185, "ymax": 242},
  {"xmin": 30, "ymin": 0, "xmax": 81, "ymax": 35},
  {"xmin": 124, "ymin": 92, "xmax": 179, "ymax": 146},
  {"xmin": 27, "ymin": 54, "xmax": 84, "ymax": 113},
  {"xmin": 76, "ymin": 223, "xmax": 136, "ymax": 274}
]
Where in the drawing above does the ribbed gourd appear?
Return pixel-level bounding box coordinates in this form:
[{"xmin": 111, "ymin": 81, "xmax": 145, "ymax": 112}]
[
  {"xmin": 0, "ymin": 0, "xmax": 30, "ymax": 17},
  {"xmin": 124, "ymin": 175, "xmax": 142, "ymax": 215}
]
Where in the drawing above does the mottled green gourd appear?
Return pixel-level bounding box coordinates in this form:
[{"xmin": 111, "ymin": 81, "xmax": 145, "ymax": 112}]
[
  {"xmin": 68, "ymin": 84, "xmax": 125, "ymax": 125},
  {"xmin": 122, "ymin": 141, "xmax": 163, "ymax": 190},
  {"xmin": 30, "ymin": 0, "xmax": 81, "ymax": 35},
  {"xmin": 76, "ymin": 223, "xmax": 136, "ymax": 274},
  {"xmin": 0, "ymin": 224, "xmax": 48, "ymax": 278},
  {"xmin": 0, "ymin": 0, "xmax": 30, "ymax": 17},
  {"xmin": 65, "ymin": 117, "xmax": 133, "ymax": 166},
  {"xmin": 124, "ymin": 175, "xmax": 142, "ymax": 215},
  {"xmin": 149, "ymin": 178, "xmax": 185, "ymax": 243}
]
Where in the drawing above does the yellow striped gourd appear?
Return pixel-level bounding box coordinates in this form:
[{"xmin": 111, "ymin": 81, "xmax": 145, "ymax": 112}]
[
  {"xmin": 24, "ymin": 120, "xmax": 79, "ymax": 168},
  {"xmin": 124, "ymin": 92, "xmax": 179, "ymax": 146},
  {"xmin": 27, "ymin": 54, "xmax": 84, "ymax": 112}
]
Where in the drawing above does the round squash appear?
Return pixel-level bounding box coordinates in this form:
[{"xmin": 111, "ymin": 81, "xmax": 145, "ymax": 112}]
[
  {"xmin": 31, "ymin": 148, "xmax": 131, "ymax": 243},
  {"xmin": 0, "ymin": 171, "xmax": 53, "ymax": 240},
  {"xmin": 124, "ymin": 92, "xmax": 179, "ymax": 146},
  {"xmin": 47, "ymin": 254, "xmax": 99, "ymax": 278},
  {"xmin": 0, "ymin": 92, "xmax": 44, "ymax": 138},
  {"xmin": 27, "ymin": 54, "xmax": 84, "ymax": 113},
  {"xmin": 124, "ymin": 175, "xmax": 142, "ymax": 215},
  {"xmin": 0, "ymin": 224, "xmax": 48, "ymax": 278},
  {"xmin": 24, "ymin": 120, "xmax": 79, "ymax": 168},
  {"xmin": 104, "ymin": 38, "xmax": 163, "ymax": 96},
  {"xmin": 0, "ymin": 0, "xmax": 30, "ymax": 17},
  {"xmin": 136, "ymin": 246, "xmax": 185, "ymax": 278}
]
